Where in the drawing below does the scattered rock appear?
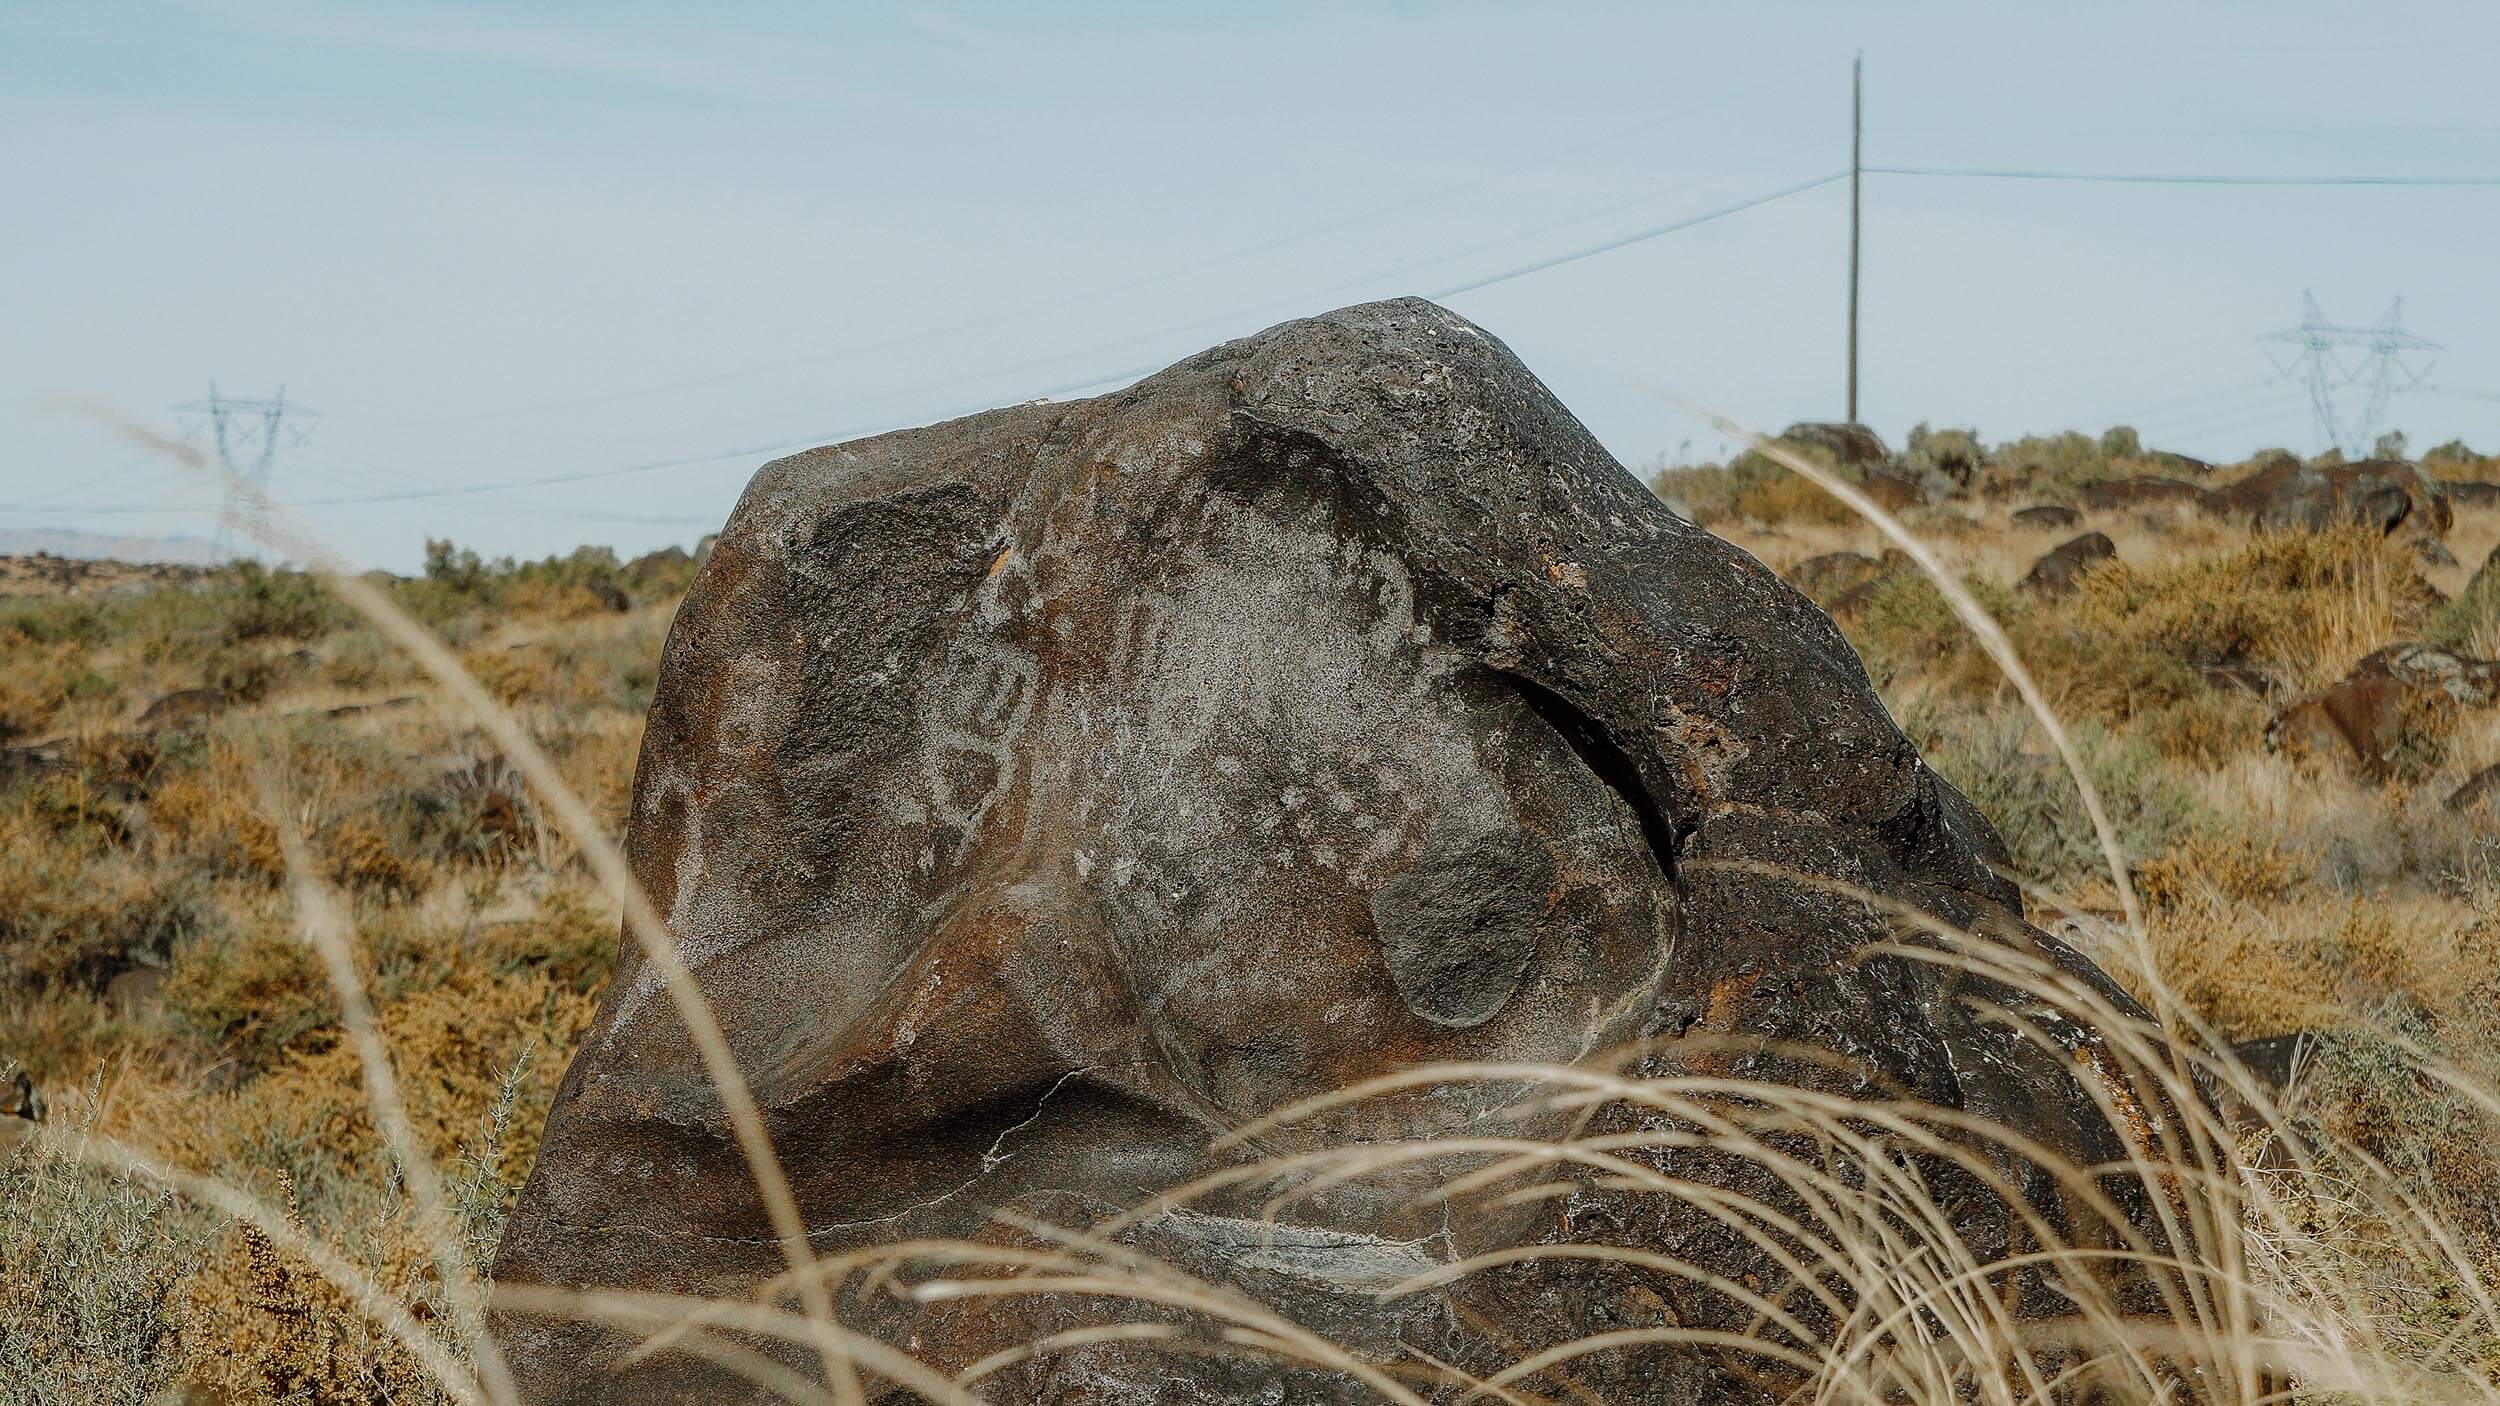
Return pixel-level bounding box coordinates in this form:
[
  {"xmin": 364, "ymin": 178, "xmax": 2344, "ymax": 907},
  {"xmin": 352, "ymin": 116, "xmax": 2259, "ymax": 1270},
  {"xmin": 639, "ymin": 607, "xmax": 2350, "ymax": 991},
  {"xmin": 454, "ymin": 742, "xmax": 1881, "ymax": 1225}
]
[
  {"xmin": 623, "ymin": 544, "xmax": 693, "ymax": 584},
  {"xmin": 0, "ymin": 743, "xmax": 65, "ymax": 783},
  {"xmin": 1861, "ymin": 466, "xmax": 1927, "ymax": 510},
  {"xmin": 2229, "ymin": 1031, "xmax": 2317, "ymax": 1091},
  {"xmin": 2206, "ymin": 458, "xmax": 2453, "ymax": 542},
  {"xmin": 2357, "ymin": 641, "xmax": 2500, "ymax": 704},
  {"xmin": 0, "ymin": 552, "xmax": 211, "ymax": 600},
  {"xmin": 2448, "ymin": 479, "xmax": 2500, "ymax": 509},
  {"xmin": 2199, "ymin": 663, "xmax": 2276, "ymax": 697},
  {"xmin": 2448, "ymin": 763, "xmax": 2500, "ymax": 813},
  {"xmin": 106, "ymin": 965, "xmax": 165, "ymax": 1018},
  {"xmin": 494, "ymin": 298, "xmax": 2165, "ymax": 1404},
  {"xmin": 0, "ymin": 1067, "xmax": 39, "ymax": 1122},
  {"xmin": 586, "ymin": 578, "xmax": 631, "ymax": 613},
  {"xmin": 692, "ymin": 533, "xmax": 719, "ymax": 564},
  {"xmin": 313, "ymin": 695, "xmax": 420, "ymax": 721},
  {"xmin": 2018, "ymin": 531, "xmax": 2117, "ymax": 599},
  {"xmin": 1785, "ymin": 550, "xmax": 1888, "ymax": 605},
  {"xmin": 136, "ymin": 687, "xmax": 230, "ymax": 731},
  {"xmin": 2078, "ymin": 476, "xmax": 2213, "ymax": 512},
  {"xmin": 1776, "ymin": 420, "xmax": 1890, "ymax": 468},
  {"xmin": 2268, "ymin": 642, "xmax": 2500, "ymax": 778},
  {"xmin": 2011, "ymin": 504, "xmax": 2080, "ymax": 530},
  {"xmin": 0, "ymin": 1066, "xmax": 41, "ymax": 1155}
]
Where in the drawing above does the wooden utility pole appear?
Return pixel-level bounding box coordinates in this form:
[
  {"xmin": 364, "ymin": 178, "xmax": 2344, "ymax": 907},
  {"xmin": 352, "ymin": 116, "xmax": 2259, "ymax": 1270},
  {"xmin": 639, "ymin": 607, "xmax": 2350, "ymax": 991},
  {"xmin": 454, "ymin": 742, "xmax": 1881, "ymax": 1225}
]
[{"xmin": 1847, "ymin": 52, "xmax": 1863, "ymax": 426}]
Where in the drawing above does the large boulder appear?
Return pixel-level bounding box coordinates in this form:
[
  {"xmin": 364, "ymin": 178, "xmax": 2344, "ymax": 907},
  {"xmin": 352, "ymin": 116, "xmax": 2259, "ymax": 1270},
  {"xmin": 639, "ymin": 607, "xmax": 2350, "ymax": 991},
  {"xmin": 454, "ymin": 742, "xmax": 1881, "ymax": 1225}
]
[
  {"xmin": 2206, "ymin": 457, "xmax": 2453, "ymax": 541},
  {"xmin": 493, "ymin": 299, "xmax": 2160, "ymax": 1404}
]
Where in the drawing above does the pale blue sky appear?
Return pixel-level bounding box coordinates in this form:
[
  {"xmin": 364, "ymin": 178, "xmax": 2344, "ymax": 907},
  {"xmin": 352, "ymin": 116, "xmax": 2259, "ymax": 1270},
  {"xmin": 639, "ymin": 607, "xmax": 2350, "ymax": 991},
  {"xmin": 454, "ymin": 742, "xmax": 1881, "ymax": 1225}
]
[{"xmin": 6, "ymin": 2, "xmax": 2500, "ymax": 568}]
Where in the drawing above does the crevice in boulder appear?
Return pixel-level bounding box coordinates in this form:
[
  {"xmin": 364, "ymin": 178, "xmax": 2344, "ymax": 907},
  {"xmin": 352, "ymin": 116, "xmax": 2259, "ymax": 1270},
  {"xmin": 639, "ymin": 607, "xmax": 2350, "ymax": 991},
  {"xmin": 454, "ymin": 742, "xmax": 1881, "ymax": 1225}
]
[{"xmin": 1500, "ymin": 670, "xmax": 1683, "ymax": 886}]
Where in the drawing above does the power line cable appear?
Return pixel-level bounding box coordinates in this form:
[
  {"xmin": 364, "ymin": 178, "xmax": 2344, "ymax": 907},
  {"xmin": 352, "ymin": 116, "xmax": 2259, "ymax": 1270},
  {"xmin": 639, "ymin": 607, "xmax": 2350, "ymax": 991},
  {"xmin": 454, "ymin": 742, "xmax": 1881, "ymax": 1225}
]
[
  {"xmin": 1867, "ymin": 164, "xmax": 2500, "ymax": 186},
  {"xmin": 199, "ymin": 168, "xmax": 1850, "ymax": 511},
  {"xmin": 339, "ymin": 67, "xmax": 1822, "ymax": 435}
]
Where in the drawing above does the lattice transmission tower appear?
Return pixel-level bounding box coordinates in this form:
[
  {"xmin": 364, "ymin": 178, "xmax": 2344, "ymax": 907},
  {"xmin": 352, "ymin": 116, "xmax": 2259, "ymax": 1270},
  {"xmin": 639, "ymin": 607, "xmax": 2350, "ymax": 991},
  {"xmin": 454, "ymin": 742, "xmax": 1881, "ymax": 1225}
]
[
  {"xmin": 2258, "ymin": 294, "xmax": 2438, "ymax": 458},
  {"xmin": 172, "ymin": 384, "xmax": 319, "ymax": 562}
]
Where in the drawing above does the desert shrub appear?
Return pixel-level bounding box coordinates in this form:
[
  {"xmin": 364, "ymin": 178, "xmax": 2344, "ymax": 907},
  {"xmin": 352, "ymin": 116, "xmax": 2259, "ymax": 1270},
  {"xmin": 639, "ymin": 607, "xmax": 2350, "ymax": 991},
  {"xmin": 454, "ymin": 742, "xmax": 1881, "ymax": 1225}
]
[
  {"xmin": 175, "ymin": 1195, "xmax": 441, "ymax": 1406},
  {"xmin": 2426, "ymin": 546, "xmax": 2500, "ymax": 652},
  {"xmin": 1905, "ymin": 421, "xmax": 1985, "ymax": 490},
  {"xmin": 1912, "ymin": 710, "xmax": 2200, "ymax": 889},
  {"xmin": 2135, "ymin": 830, "xmax": 2308, "ymax": 909},
  {"xmin": 214, "ymin": 563, "xmax": 337, "ymax": 644},
  {"xmin": 0, "ymin": 776, "xmax": 200, "ymax": 991},
  {"xmin": 148, "ymin": 765, "xmax": 285, "ymax": 887},
  {"xmin": 2043, "ymin": 526, "xmax": 2434, "ymax": 719},
  {"xmin": 0, "ymin": 1120, "xmax": 197, "ymax": 1405},
  {"xmin": 162, "ymin": 916, "xmax": 334, "ymax": 1071},
  {"xmin": 0, "ymin": 642, "xmax": 120, "ymax": 741},
  {"xmin": 2099, "ymin": 424, "xmax": 2142, "ymax": 459},
  {"xmin": 320, "ymin": 813, "xmax": 429, "ymax": 898},
  {"xmin": 1843, "ymin": 570, "xmax": 2020, "ymax": 689},
  {"xmin": 0, "ymin": 849, "xmax": 199, "ymax": 993}
]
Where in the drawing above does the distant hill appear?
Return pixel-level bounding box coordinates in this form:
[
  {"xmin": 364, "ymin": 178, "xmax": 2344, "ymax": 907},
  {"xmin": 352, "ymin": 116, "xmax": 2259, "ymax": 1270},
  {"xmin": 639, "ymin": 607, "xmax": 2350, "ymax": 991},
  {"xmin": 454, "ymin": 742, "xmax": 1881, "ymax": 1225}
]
[{"xmin": 0, "ymin": 527, "xmax": 220, "ymax": 566}]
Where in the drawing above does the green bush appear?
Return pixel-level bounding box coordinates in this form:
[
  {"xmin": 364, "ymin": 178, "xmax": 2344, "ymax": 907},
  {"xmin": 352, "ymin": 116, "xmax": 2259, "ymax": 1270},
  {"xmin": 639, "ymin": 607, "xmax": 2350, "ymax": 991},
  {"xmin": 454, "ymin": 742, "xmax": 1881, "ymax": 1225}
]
[
  {"xmin": 1910, "ymin": 710, "xmax": 2200, "ymax": 889},
  {"xmin": 0, "ymin": 1111, "xmax": 200, "ymax": 1405}
]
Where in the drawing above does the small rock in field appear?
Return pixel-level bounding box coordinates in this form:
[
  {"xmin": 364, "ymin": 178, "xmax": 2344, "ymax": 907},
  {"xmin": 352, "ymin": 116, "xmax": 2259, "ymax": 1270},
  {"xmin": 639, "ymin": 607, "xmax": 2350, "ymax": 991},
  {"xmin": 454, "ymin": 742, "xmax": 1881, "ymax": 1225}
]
[
  {"xmin": 136, "ymin": 686, "xmax": 230, "ymax": 731},
  {"xmin": 2019, "ymin": 532, "xmax": 2117, "ymax": 599}
]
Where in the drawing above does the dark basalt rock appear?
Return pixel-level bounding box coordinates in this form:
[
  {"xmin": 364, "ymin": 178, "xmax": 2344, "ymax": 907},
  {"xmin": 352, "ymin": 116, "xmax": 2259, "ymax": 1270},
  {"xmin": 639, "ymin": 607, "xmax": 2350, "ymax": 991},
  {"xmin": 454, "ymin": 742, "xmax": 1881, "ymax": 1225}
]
[
  {"xmin": 2269, "ymin": 642, "xmax": 2500, "ymax": 779},
  {"xmin": 2011, "ymin": 504, "xmax": 2080, "ymax": 530},
  {"xmin": 2078, "ymin": 476, "xmax": 2212, "ymax": 513},
  {"xmin": 1784, "ymin": 549, "xmax": 1890, "ymax": 606},
  {"xmin": 2019, "ymin": 531, "xmax": 2117, "ymax": 600},
  {"xmin": 2205, "ymin": 457, "xmax": 2453, "ymax": 540},
  {"xmin": 1775, "ymin": 421, "xmax": 1890, "ymax": 469},
  {"xmin": 493, "ymin": 299, "xmax": 2160, "ymax": 1404},
  {"xmin": 136, "ymin": 686, "xmax": 230, "ymax": 732}
]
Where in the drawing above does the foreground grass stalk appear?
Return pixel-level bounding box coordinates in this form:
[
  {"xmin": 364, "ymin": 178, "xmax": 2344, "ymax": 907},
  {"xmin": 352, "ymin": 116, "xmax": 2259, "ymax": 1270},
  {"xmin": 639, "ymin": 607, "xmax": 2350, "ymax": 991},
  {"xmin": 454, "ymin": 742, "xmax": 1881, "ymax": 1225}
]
[
  {"xmin": 35, "ymin": 1125, "xmax": 485, "ymax": 1406},
  {"xmin": 100, "ymin": 414, "xmax": 862, "ymax": 1404},
  {"xmin": 248, "ymin": 764, "xmax": 521, "ymax": 1406}
]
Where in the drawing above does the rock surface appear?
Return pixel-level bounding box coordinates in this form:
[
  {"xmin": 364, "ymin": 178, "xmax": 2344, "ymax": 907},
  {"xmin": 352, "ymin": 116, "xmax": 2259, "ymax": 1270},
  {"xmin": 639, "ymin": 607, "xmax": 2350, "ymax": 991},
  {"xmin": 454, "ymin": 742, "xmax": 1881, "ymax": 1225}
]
[
  {"xmin": 2269, "ymin": 643, "xmax": 2500, "ymax": 779},
  {"xmin": 2205, "ymin": 457, "xmax": 2453, "ymax": 541},
  {"xmin": 2011, "ymin": 504, "xmax": 2080, "ymax": 530},
  {"xmin": 1784, "ymin": 549, "xmax": 1890, "ymax": 606},
  {"xmin": 494, "ymin": 299, "xmax": 2159, "ymax": 1404},
  {"xmin": 136, "ymin": 686, "xmax": 230, "ymax": 732},
  {"xmin": 2019, "ymin": 531, "xmax": 2117, "ymax": 600},
  {"xmin": 1775, "ymin": 420, "xmax": 1890, "ymax": 468},
  {"xmin": 2079, "ymin": 476, "xmax": 2212, "ymax": 513}
]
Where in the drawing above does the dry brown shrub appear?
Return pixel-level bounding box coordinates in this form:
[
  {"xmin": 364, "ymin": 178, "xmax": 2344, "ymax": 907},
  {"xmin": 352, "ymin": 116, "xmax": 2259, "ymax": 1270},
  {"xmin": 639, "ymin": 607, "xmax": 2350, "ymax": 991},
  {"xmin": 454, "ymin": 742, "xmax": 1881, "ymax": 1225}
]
[
  {"xmin": 320, "ymin": 814, "xmax": 430, "ymax": 899},
  {"xmin": 175, "ymin": 1183, "xmax": 439, "ymax": 1406},
  {"xmin": 2039, "ymin": 526, "xmax": 2438, "ymax": 724},
  {"xmin": 156, "ymin": 968, "xmax": 593, "ymax": 1177},
  {"xmin": 1729, "ymin": 468, "xmax": 1860, "ymax": 525},
  {"xmin": 2136, "ymin": 830, "xmax": 2309, "ymax": 910},
  {"xmin": 150, "ymin": 764, "xmax": 286, "ymax": 888}
]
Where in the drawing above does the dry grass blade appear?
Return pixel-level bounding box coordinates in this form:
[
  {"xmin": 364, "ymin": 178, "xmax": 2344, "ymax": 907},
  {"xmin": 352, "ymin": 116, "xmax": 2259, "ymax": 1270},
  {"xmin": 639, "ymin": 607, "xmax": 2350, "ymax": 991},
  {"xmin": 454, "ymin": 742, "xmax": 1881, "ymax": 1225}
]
[
  {"xmin": 33, "ymin": 1123, "xmax": 484, "ymax": 1406},
  {"xmin": 90, "ymin": 409, "xmax": 859, "ymax": 1402},
  {"xmin": 247, "ymin": 761, "xmax": 520, "ymax": 1406},
  {"xmin": 1649, "ymin": 393, "xmax": 2145, "ymax": 939},
  {"xmin": 489, "ymin": 1283, "xmax": 976, "ymax": 1406}
]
